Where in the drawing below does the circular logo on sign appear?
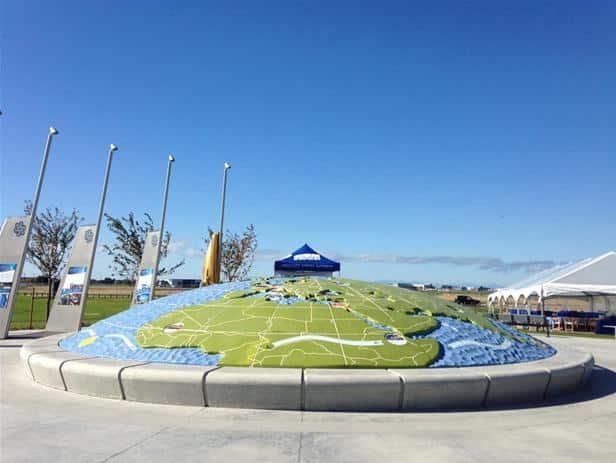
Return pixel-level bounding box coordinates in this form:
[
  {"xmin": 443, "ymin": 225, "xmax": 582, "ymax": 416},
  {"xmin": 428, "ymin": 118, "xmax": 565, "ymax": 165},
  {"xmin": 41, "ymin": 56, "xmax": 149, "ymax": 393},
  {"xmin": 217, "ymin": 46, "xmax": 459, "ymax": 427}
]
[
  {"xmin": 151, "ymin": 234, "xmax": 158, "ymax": 247},
  {"xmin": 84, "ymin": 230, "xmax": 94, "ymax": 243},
  {"xmin": 13, "ymin": 221, "xmax": 26, "ymax": 237}
]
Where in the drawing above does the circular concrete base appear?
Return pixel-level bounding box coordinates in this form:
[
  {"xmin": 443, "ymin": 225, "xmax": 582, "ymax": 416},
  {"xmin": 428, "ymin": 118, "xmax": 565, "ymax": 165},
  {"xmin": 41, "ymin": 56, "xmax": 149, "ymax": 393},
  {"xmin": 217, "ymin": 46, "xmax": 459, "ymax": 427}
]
[{"xmin": 21, "ymin": 333, "xmax": 593, "ymax": 411}]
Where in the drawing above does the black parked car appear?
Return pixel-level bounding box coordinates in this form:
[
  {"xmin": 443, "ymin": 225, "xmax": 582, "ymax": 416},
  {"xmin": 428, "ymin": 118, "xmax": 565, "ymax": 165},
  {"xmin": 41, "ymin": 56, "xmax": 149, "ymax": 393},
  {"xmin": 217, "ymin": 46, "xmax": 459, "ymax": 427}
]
[{"xmin": 455, "ymin": 295, "xmax": 480, "ymax": 306}]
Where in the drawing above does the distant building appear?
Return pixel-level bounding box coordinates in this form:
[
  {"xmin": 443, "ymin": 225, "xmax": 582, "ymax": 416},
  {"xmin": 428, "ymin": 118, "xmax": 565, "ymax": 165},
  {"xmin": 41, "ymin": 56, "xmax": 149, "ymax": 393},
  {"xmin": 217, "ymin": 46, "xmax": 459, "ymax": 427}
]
[
  {"xmin": 395, "ymin": 283, "xmax": 425, "ymax": 291},
  {"xmin": 160, "ymin": 278, "xmax": 201, "ymax": 289}
]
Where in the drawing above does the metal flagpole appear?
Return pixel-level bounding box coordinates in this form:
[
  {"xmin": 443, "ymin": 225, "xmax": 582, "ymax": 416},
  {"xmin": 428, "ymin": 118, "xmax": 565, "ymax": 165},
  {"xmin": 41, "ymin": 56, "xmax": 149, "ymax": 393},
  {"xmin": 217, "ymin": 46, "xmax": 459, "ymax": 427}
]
[
  {"xmin": 2, "ymin": 126, "xmax": 58, "ymax": 337},
  {"xmin": 218, "ymin": 162, "xmax": 231, "ymax": 280},
  {"xmin": 79, "ymin": 144, "xmax": 118, "ymax": 327},
  {"xmin": 151, "ymin": 154, "xmax": 174, "ymax": 300}
]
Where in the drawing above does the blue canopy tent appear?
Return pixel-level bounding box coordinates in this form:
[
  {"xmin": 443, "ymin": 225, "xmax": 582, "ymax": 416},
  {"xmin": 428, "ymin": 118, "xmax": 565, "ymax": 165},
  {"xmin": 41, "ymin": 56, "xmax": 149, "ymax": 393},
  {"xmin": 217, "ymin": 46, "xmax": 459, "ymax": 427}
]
[{"xmin": 274, "ymin": 244, "xmax": 341, "ymax": 277}]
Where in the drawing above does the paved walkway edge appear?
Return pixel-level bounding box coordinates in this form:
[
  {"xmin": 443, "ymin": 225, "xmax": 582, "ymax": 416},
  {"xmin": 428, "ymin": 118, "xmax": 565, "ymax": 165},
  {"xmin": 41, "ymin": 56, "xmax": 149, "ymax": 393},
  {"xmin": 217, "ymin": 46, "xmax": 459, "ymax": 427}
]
[{"xmin": 20, "ymin": 333, "xmax": 594, "ymax": 411}]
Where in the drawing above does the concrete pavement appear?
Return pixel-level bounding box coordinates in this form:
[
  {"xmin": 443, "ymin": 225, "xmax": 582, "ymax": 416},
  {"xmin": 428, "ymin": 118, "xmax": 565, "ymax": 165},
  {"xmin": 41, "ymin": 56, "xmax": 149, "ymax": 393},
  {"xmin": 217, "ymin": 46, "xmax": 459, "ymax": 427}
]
[{"xmin": 1, "ymin": 332, "xmax": 615, "ymax": 462}]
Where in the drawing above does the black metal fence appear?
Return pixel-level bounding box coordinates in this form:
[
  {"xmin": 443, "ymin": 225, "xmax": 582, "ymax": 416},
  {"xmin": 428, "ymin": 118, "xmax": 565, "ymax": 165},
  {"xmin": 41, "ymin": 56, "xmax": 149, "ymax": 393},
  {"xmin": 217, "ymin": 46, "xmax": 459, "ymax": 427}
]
[
  {"xmin": 10, "ymin": 287, "xmax": 189, "ymax": 330},
  {"xmin": 19, "ymin": 291, "xmax": 132, "ymax": 299}
]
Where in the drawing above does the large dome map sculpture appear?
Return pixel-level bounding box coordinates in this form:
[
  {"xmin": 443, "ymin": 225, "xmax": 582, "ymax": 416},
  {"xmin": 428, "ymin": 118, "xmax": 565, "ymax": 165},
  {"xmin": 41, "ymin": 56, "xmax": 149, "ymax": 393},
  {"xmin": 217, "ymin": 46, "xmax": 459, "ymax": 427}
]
[{"xmin": 60, "ymin": 277, "xmax": 554, "ymax": 368}]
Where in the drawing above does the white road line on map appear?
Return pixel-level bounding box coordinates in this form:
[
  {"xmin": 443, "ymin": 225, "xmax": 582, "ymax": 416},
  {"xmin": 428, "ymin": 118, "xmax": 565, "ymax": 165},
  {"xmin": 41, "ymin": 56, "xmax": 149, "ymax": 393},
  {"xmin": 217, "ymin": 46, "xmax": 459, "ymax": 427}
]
[
  {"xmin": 448, "ymin": 339, "xmax": 512, "ymax": 350},
  {"xmin": 104, "ymin": 334, "xmax": 137, "ymax": 351},
  {"xmin": 250, "ymin": 300, "xmax": 279, "ymax": 366},
  {"xmin": 327, "ymin": 302, "xmax": 349, "ymax": 365},
  {"xmin": 345, "ymin": 283, "xmax": 395, "ymax": 323},
  {"xmin": 271, "ymin": 335, "xmax": 383, "ymax": 348}
]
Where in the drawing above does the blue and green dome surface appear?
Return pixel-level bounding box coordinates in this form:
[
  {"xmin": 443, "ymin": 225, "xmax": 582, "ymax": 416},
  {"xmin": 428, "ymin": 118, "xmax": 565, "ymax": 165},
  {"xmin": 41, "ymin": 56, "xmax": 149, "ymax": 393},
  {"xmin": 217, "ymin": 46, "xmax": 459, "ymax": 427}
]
[{"xmin": 60, "ymin": 277, "xmax": 555, "ymax": 368}]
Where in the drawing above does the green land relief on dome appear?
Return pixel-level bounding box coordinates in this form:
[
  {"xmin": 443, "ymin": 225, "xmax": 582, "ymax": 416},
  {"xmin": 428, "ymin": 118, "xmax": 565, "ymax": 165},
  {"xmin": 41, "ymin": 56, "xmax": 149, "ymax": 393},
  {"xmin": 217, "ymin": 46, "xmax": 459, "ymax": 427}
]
[{"xmin": 136, "ymin": 278, "xmax": 509, "ymax": 368}]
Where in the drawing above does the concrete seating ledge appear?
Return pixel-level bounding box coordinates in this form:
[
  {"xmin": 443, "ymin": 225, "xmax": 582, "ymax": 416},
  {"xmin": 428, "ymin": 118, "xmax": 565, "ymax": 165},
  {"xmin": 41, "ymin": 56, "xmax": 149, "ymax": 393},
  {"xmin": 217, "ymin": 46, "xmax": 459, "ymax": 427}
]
[{"xmin": 20, "ymin": 334, "xmax": 594, "ymax": 411}]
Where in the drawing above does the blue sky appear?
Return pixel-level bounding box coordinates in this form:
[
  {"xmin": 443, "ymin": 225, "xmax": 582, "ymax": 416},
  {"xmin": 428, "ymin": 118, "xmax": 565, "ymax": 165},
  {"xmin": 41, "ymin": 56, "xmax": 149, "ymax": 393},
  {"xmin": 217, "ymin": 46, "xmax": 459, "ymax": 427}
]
[{"xmin": 1, "ymin": 1, "xmax": 615, "ymax": 286}]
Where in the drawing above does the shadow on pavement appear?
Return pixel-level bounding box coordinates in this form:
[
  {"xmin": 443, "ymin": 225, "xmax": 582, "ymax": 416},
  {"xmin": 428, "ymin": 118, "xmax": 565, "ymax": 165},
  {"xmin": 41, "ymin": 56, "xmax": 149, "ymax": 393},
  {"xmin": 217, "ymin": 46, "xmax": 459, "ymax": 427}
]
[
  {"xmin": 546, "ymin": 365, "xmax": 616, "ymax": 405},
  {"xmin": 0, "ymin": 330, "xmax": 61, "ymax": 348},
  {"xmin": 476, "ymin": 365, "xmax": 616, "ymax": 413}
]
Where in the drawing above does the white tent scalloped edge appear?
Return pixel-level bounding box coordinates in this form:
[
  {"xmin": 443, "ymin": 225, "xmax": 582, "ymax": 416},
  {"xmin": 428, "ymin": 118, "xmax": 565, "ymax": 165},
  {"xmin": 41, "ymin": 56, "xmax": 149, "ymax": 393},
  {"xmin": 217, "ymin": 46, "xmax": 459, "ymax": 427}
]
[{"xmin": 488, "ymin": 251, "xmax": 616, "ymax": 312}]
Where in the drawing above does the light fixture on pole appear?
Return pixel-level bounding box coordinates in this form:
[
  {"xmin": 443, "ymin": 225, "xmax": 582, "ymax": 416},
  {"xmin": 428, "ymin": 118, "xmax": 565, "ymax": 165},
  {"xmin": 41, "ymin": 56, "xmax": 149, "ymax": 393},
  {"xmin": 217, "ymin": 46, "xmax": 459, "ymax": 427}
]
[
  {"xmin": 151, "ymin": 154, "xmax": 175, "ymax": 299},
  {"xmin": 218, "ymin": 162, "xmax": 231, "ymax": 280},
  {"xmin": 79, "ymin": 143, "xmax": 118, "ymax": 327}
]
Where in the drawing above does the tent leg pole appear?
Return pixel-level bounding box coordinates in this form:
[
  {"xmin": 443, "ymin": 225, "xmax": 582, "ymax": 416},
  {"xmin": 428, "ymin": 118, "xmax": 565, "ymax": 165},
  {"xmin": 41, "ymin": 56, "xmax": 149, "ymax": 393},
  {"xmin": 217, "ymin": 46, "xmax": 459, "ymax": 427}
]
[{"xmin": 543, "ymin": 297, "xmax": 549, "ymax": 337}]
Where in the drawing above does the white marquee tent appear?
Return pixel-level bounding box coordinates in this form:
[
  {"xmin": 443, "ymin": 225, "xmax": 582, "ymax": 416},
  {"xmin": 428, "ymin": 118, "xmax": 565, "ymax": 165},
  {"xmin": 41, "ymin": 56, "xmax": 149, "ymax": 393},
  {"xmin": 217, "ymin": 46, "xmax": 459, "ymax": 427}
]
[{"xmin": 488, "ymin": 251, "xmax": 616, "ymax": 313}]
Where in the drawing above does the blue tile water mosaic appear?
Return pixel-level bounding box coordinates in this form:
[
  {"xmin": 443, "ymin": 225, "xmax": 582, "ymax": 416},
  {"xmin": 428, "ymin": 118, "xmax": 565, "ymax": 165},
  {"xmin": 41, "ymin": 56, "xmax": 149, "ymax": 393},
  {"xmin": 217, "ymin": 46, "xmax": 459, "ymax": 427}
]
[{"xmin": 413, "ymin": 316, "xmax": 555, "ymax": 367}]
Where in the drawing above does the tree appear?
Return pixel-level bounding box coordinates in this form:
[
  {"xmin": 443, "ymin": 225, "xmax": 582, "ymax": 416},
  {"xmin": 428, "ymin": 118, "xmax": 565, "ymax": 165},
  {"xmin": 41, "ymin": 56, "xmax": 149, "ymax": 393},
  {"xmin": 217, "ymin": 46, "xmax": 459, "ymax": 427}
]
[
  {"xmin": 102, "ymin": 212, "xmax": 184, "ymax": 281},
  {"xmin": 24, "ymin": 201, "xmax": 81, "ymax": 319},
  {"xmin": 204, "ymin": 224, "xmax": 257, "ymax": 281}
]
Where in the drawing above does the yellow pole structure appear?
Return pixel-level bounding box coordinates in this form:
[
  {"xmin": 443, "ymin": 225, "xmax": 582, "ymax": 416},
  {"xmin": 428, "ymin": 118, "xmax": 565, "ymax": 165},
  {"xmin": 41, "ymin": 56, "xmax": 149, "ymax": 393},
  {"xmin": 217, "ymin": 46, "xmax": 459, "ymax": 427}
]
[{"xmin": 201, "ymin": 232, "xmax": 220, "ymax": 286}]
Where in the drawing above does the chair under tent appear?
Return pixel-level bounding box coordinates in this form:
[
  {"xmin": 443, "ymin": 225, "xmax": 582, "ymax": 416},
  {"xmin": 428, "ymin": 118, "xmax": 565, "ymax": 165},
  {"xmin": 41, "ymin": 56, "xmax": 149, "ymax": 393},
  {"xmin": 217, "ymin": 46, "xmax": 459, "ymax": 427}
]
[{"xmin": 488, "ymin": 251, "xmax": 616, "ymax": 334}]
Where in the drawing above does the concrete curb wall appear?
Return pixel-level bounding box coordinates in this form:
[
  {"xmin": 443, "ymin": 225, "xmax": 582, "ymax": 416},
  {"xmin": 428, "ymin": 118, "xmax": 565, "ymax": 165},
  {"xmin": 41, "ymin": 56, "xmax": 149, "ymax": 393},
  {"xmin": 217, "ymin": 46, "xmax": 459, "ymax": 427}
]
[
  {"xmin": 390, "ymin": 368, "xmax": 489, "ymax": 410},
  {"xmin": 21, "ymin": 335, "xmax": 594, "ymax": 411},
  {"xmin": 304, "ymin": 369, "xmax": 401, "ymax": 411},
  {"xmin": 485, "ymin": 367, "xmax": 550, "ymax": 407},
  {"xmin": 206, "ymin": 367, "xmax": 302, "ymax": 410},
  {"xmin": 121, "ymin": 363, "xmax": 217, "ymax": 406},
  {"xmin": 61, "ymin": 358, "xmax": 148, "ymax": 399},
  {"xmin": 19, "ymin": 333, "xmax": 66, "ymax": 380}
]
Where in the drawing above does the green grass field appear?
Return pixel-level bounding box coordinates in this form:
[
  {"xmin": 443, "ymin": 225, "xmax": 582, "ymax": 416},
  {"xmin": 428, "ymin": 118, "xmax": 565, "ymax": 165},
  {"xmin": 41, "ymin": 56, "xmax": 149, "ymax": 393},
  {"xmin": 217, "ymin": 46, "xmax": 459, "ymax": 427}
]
[
  {"xmin": 137, "ymin": 278, "xmax": 511, "ymax": 368},
  {"xmin": 9, "ymin": 295, "xmax": 129, "ymax": 330}
]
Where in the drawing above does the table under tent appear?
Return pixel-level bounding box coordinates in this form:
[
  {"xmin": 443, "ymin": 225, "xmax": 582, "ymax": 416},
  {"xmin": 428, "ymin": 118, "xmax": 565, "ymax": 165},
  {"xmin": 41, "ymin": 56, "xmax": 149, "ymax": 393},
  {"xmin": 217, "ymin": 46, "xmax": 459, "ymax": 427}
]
[
  {"xmin": 274, "ymin": 244, "xmax": 341, "ymax": 278},
  {"xmin": 488, "ymin": 251, "xmax": 616, "ymax": 334}
]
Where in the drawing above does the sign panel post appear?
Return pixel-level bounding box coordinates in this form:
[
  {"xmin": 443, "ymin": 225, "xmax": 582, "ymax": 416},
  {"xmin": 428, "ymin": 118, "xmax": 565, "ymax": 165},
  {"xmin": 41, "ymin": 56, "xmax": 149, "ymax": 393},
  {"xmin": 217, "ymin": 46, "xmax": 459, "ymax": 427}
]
[
  {"xmin": 0, "ymin": 126, "xmax": 58, "ymax": 338},
  {"xmin": 0, "ymin": 216, "xmax": 31, "ymax": 337},
  {"xmin": 132, "ymin": 154, "xmax": 175, "ymax": 304},
  {"xmin": 46, "ymin": 225, "xmax": 97, "ymax": 332},
  {"xmin": 132, "ymin": 231, "xmax": 161, "ymax": 305},
  {"xmin": 217, "ymin": 162, "xmax": 231, "ymax": 281},
  {"xmin": 46, "ymin": 143, "xmax": 118, "ymax": 332}
]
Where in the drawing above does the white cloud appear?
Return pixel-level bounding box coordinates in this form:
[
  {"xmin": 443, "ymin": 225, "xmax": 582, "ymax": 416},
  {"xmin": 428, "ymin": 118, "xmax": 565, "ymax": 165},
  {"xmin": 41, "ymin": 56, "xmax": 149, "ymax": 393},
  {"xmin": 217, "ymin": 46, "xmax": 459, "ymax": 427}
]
[
  {"xmin": 334, "ymin": 254, "xmax": 562, "ymax": 273},
  {"xmin": 166, "ymin": 239, "xmax": 202, "ymax": 259},
  {"xmin": 166, "ymin": 239, "xmax": 188, "ymax": 254},
  {"xmin": 256, "ymin": 248, "xmax": 562, "ymax": 274},
  {"xmin": 254, "ymin": 248, "xmax": 284, "ymax": 261},
  {"xmin": 184, "ymin": 247, "xmax": 201, "ymax": 258}
]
